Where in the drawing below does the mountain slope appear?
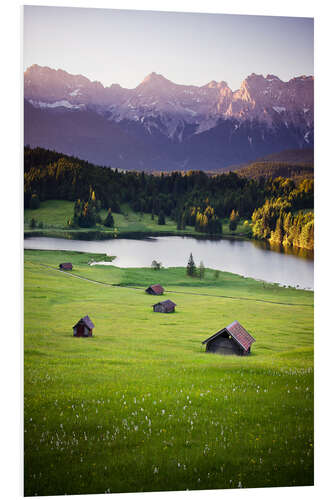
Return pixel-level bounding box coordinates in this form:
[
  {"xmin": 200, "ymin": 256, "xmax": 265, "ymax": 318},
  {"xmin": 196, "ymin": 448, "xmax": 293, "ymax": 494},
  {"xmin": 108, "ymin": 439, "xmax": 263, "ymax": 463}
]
[{"xmin": 24, "ymin": 65, "xmax": 314, "ymax": 171}]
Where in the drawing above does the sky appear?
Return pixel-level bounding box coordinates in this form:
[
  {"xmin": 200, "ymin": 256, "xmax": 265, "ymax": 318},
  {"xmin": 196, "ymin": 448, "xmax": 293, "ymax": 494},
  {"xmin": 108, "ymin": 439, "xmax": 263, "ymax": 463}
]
[{"xmin": 24, "ymin": 5, "xmax": 313, "ymax": 91}]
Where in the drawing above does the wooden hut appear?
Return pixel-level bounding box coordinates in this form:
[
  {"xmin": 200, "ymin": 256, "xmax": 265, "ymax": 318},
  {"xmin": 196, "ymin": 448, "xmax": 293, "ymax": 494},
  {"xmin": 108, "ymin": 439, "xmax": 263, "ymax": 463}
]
[
  {"xmin": 202, "ymin": 320, "xmax": 255, "ymax": 356},
  {"xmin": 73, "ymin": 315, "xmax": 95, "ymax": 337},
  {"xmin": 145, "ymin": 284, "xmax": 164, "ymax": 295},
  {"xmin": 59, "ymin": 262, "xmax": 72, "ymax": 270},
  {"xmin": 153, "ymin": 299, "xmax": 176, "ymax": 313}
]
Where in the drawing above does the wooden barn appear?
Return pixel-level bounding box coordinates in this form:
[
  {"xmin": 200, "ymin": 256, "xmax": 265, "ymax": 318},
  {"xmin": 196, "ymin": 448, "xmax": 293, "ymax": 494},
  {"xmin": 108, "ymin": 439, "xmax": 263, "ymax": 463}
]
[
  {"xmin": 73, "ymin": 315, "xmax": 95, "ymax": 337},
  {"xmin": 59, "ymin": 262, "xmax": 72, "ymax": 270},
  {"xmin": 145, "ymin": 284, "xmax": 164, "ymax": 295},
  {"xmin": 153, "ymin": 299, "xmax": 176, "ymax": 313},
  {"xmin": 202, "ymin": 320, "xmax": 255, "ymax": 356}
]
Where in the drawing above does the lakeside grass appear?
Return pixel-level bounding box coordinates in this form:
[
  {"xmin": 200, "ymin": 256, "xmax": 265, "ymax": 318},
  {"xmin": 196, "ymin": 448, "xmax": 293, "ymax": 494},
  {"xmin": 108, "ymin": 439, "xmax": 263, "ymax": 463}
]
[
  {"xmin": 24, "ymin": 249, "xmax": 313, "ymax": 496},
  {"xmin": 24, "ymin": 199, "xmax": 252, "ymax": 239}
]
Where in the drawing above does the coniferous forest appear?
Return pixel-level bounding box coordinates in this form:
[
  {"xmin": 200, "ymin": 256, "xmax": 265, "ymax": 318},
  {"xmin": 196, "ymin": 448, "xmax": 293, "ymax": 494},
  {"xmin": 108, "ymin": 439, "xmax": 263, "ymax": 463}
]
[{"xmin": 24, "ymin": 146, "xmax": 314, "ymax": 249}]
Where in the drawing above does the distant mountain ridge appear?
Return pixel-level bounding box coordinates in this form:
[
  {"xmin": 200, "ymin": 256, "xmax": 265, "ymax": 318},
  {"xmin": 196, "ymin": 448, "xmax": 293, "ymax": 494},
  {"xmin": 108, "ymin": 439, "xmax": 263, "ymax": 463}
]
[{"xmin": 24, "ymin": 65, "xmax": 314, "ymax": 171}]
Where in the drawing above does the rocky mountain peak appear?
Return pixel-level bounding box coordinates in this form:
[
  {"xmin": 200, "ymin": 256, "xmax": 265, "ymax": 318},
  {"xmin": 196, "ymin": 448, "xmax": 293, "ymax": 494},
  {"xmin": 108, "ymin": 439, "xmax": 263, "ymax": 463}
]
[
  {"xmin": 206, "ymin": 80, "xmax": 218, "ymax": 88},
  {"xmin": 24, "ymin": 64, "xmax": 313, "ymax": 145},
  {"xmin": 140, "ymin": 72, "xmax": 172, "ymax": 87},
  {"xmin": 24, "ymin": 65, "xmax": 314, "ymax": 170},
  {"xmin": 266, "ymin": 74, "xmax": 281, "ymax": 81}
]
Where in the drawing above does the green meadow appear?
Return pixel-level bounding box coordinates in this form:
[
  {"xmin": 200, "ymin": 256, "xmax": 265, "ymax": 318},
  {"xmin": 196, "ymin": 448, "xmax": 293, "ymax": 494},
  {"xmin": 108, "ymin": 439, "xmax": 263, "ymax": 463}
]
[
  {"xmin": 24, "ymin": 199, "xmax": 251, "ymax": 238},
  {"xmin": 24, "ymin": 249, "xmax": 313, "ymax": 496}
]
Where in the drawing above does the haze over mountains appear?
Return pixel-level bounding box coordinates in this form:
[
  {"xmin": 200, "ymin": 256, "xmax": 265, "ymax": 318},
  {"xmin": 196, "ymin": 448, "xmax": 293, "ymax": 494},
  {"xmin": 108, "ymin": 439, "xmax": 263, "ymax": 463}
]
[{"xmin": 24, "ymin": 64, "xmax": 314, "ymax": 171}]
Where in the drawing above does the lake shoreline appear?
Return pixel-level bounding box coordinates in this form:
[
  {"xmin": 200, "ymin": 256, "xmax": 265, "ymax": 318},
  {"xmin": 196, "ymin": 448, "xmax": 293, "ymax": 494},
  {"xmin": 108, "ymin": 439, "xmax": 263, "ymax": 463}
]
[
  {"xmin": 24, "ymin": 235, "xmax": 314, "ymax": 290},
  {"xmin": 23, "ymin": 229, "xmax": 314, "ymax": 261},
  {"xmin": 24, "ymin": 248, "xmax": 314, "ymax": 294},
  {"xmin": 24, "ymin": 228, "xmax": 250, "ymax": 241}
]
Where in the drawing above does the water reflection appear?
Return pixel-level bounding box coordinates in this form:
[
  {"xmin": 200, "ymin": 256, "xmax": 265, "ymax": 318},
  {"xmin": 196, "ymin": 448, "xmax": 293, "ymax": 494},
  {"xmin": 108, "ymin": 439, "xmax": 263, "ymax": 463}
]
[{"xmin": 251, "ymin": 239, "xmax": 314, "ymax": 260}]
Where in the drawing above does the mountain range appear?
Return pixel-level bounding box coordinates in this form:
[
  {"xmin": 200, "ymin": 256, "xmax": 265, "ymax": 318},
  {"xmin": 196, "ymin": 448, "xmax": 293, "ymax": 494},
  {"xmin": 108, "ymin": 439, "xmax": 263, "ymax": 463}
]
[{"xmin": 24, "ymin": 64, "xmax": 314, "ymax": 171}]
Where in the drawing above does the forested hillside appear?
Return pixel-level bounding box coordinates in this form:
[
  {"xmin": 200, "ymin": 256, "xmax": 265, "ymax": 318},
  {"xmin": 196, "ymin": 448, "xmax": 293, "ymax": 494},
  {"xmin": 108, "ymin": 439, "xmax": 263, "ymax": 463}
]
[
  {"xmin": 24, "ymin": 147, "xmax": 313, "ymax": 248},
  {"xmin": 236, "ymin": 161, "xmax": 313, "ymax": 183}
]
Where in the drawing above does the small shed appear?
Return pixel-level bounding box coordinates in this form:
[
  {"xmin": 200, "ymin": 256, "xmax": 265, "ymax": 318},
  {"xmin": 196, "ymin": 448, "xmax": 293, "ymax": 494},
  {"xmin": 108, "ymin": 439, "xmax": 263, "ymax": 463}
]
[
  {"xmin": 73, "ymin": 315, "xmax": 95, "ymax": 337},
  {"xmin": 145, "ymin": 284, "xmax": 164, "ymax": 295},
  {"xmin": 59, "ymin": 262, "xmax": 72, "ymax": 270},
  {"xmin": 153, "ymin": 299, "xmax": 176, "ymax": 313},
  {"xmin": 202, "ymin": 320, "xmax": 255, "ymax": 356}
]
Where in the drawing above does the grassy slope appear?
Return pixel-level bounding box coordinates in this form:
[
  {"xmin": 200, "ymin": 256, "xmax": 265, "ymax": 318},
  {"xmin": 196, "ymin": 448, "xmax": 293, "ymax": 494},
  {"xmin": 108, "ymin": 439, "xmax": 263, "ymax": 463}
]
[
  {"xmin": 24, "ymin": 199, "xmax": 74, "ymax": 228},
  {"xmin": 24, "ymin": 250, "xmax": 313, "ymax": 496},
  {"xmin": 24, "ymin": 200, "xmax": 251, "ymax": 238}
]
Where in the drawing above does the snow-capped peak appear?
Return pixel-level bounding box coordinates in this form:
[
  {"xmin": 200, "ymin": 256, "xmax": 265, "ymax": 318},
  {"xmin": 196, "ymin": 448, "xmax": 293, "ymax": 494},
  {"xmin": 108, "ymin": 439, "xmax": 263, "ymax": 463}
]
[{"xmin": 24, "ymin": 65, "xmax": 314, "ymax": 141}]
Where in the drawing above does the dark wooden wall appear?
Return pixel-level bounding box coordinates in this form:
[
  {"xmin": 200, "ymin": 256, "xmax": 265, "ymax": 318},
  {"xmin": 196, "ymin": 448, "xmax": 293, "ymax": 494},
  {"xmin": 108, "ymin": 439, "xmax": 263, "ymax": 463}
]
[
  {"xmin": 153, "ymin": 304, "xmax": 174, "ymax": 313},
  {"xmin": 206, "ymin": 336, "xmax": 244, "ymax": 356},
  {"xmin": 73, "ymin": 324, "xmax": 92, "ymax": 337}
]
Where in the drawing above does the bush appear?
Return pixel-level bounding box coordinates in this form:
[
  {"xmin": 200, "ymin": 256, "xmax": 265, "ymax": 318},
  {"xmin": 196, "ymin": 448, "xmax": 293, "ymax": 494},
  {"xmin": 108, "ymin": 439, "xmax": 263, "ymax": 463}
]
[
  {"xmin": 67, "ymin": 218, "xmax": 75, "ymax": 227},
  {"xmin": 151, "ymin": 260, "xmax": 162, "ymax": 270}
]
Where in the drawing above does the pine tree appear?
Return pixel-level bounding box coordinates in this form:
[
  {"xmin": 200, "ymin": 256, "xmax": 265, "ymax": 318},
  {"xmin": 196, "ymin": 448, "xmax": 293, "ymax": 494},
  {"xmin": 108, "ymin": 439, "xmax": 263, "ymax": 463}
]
[
  {"xmin": 158, "ymin": 210, "xmax": 165, "ymax": 225},
  {"xmin": 269, "ymin": 216, "xmax": 284, "ymax": 245},
  {"xmin": 229, "ymin": 209, "xmax": 239, "ymax": 231},
  {"xmin": 77, "ymin": 200, "xmax": 97, "ymax": 227},
  {"xmin": 282, "ymin": 212, "xmax": 293, "ymax": 246},
  {"xmin": 176, "ymin": 211, "xmax": 182, "ymax": 230},
  {"xmin": 297, "ymin": 216, "xmax": 314, "ymax": 250},
  {"xmin": 104, "ymin": 208, "xmax": 114, "ymax": 228},
  {"xmin": 187, "ymin": 253, "xmax": 196, "ymax": 277},
  {"xmin": 181, "ymin": 211, "xmax": 186, "ymax": 230}
]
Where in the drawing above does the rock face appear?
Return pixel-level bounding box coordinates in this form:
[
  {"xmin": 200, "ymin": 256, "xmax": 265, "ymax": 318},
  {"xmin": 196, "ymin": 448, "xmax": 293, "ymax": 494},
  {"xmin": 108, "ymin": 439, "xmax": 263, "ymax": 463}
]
[{"xmin": 24, "ymin": 65, "xmax": 314, "ymax": 170}]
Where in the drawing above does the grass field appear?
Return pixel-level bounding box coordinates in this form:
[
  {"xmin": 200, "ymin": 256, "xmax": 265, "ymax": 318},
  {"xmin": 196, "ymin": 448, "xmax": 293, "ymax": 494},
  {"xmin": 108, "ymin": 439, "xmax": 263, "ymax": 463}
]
[
  {"xmin": 24, "ymin": 199, "xmax": 252, "ymax": 238},
  {"xmin": 24, "ymin": 249, "xmax": 313, "ymax": 496}
]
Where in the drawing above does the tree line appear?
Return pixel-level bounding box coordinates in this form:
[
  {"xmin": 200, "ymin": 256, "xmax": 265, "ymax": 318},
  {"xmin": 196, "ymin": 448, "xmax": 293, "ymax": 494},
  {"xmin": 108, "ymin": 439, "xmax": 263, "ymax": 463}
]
[
  {"xmin": 24, "ymin": 146, "xmax": 314, "ymax": 247},
  {"xmin": 251, "ymin": 183, "xmax": 314, "ymax": 250}
]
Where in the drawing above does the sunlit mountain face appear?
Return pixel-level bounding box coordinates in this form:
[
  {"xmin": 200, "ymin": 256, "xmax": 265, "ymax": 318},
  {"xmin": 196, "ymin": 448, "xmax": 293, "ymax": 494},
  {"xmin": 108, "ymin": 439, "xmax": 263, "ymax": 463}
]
[{"xmin": 24, "ymin": 65, "xmax": 314, "ymax": 171}]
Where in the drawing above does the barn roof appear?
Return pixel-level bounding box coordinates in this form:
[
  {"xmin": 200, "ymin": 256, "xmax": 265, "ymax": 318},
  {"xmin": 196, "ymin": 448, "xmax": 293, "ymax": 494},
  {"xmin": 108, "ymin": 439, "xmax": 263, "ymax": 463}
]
[
  {"xmin": 153, "ymin": 299, "xmax": 176, "ymax": 311},
  {"xmin": 202, "ymin": 320, "xmax": 255, "ymax": 352},
  {"xmin": 226, "ymin": 321, "xmax": 255, "ymax": 351},
  {"xmin": 146, "ymin": 284, "xmax": 164, "ymax": 294},
  {"xmin": 73, "ymin": 315, "xmax": 95, "ymax": 329}
]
